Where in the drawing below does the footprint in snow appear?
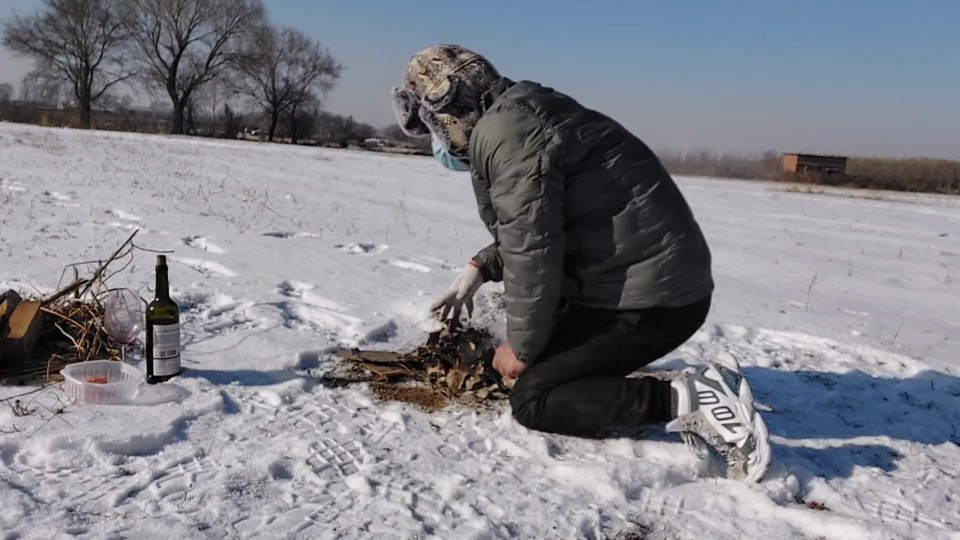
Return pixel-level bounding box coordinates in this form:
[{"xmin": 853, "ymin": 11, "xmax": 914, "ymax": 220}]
[
  {"xmin": 386, "ymin": 253, "xmax": 452, "ymax": 274},
  {"xmin": 42, "ymin": 190, "xmax": 80, "ymax": 208},
  {"xmin": 0, "ymin": 181, "xmax": 25, "ymax": 192},
  {"xmin": 102, "ymin": 221, "xmax": 167, "ymax": 235},
  {"xmin": 171, "ymin": 257, "xmax": 238, "ymax": 278},
  {"xmin": 182, "ymin": 235, "xmax": 226, "ymax": 254},
  {"xmin": 416, "ymin": 255, "xmax": 459, "ymax": 271},
  {"xmin": 106, "ymin": 209, "xmax": 142, "ymax": 222},
  {"xmin": 388, "ymin": 259, "xmax": 432, "ymax": 273},
  {"xmin": 334, "ymin": 242, "xmax": 388, "ymax": 255},
  {"xmin": 64, "ymin": 456, "xmax": 218, "ymax": 512},
  {"xmin": 106, "ymin": 221, "xmax": 140, "ymax": 231},
  {"xmin": 278, "ymin": 280, "xmax": 355, "ymax": 312},
  {"xmin": 174, "ymin": 290, "xmax": 258, "ymax": 333},
  {"xmin": 262, "ymin": 231, "xmax": 322, "ymax": 239},
  {"xmin": 43, "ymin": 190, "xmax": 71, "ymax": 201},
  {"xmin": 275, "ymin": 280, "xmax": 397, "ymax": 346},
  {"xmin": 376, "ymin": 477, "xmax": 459, "ymax": 526},
  {"xmin": 232, "ymin": 491, "xmax": 356, "ymax": 538}
]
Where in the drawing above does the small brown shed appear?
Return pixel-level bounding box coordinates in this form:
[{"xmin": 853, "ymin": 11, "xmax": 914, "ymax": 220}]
[{"xmin": 781, "ymin": 153, "xmax": 848, "ymax": 175}]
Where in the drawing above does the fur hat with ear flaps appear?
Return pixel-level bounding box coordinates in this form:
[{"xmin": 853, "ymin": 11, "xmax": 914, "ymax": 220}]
[{"xmin": 391, "ymin": 45, "xmax": 501, "ymax": 157}]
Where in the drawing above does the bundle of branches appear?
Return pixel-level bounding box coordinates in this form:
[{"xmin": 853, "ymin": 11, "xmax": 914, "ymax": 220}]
[
  {"xmin": 1, "ymin": 231, "xmax": 139, "ymax": 384},
  {"xmin": 330, "ymin": 322, "xmax": 512, "ymax": 411}
]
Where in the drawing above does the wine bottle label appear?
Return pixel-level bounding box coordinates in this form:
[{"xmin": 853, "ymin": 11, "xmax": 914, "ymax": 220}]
[{"xmin": 152, "ymin": 323, "xmax": 181, "ymax": 376}]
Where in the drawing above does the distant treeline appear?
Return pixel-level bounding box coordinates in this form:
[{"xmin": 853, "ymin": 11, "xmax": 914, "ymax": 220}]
[
  {"xmin": 1, "ymin": 100, "xmax": 957, "ymax": 196},
  {"xmin": 1, "ymin": 0, "xmax": 955, "ymax": 195},
  {"xmin": 0, "ymin": 100, "xmax": 432, "ymax": 155}
]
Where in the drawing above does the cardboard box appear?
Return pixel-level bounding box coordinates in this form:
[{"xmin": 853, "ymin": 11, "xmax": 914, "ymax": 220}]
[
  {"xmin": 0, "ymin": 299, "xmax": 44, "ymax": 368},
  {"xmin": 0, "ymin": 290, "xmax": 20, "ymax": 326},
  {"xmin": 0, "ymin": 290, "xmax": 21, "ymax": 367}
]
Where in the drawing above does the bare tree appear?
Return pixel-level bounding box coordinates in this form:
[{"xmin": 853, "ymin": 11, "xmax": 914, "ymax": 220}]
[
  {"xmin": 220, "ymin": 102, "xmax": 244, "ymax": 139},
  {"xmin": 97, "ymin": 91, "xmax": 133, "ymax": 111},
  {"xmin": 148, "ymin": 95, "xmax": 171, "ymax": 113},
  {"xmin": 123, "ymin": 0, "xmax": 264, "ymax": 135},
  {"xmin": 315, "ymin": 112, "xmax": 375, "ymax": 148},
  {"xmin": 1, "ymin": 0, "xmax": 136, "ymax": 128},
  {"xmin": 98, "ymin": 93, "xmax": 120, "ymax": 110},
  {"xmin": 380, "ymin": 123, "xmax": 430, "ymax": 152},
  {"xmin": 234, "ymin": 24, "xmax": 341, "ymax": 142},
  {"xmin": 193, "ymin": 75, "xmax": 235, "ymax": 136},
  {"xmin": 118, "ymin": 94, "xmax": 134, "ymax": 110},
  {"xmin": 380, "ymin": 124, "xmax": 408, "ymax": 142},
  {"xmin": 20, "ymin": 69, "xmax": 66, "ymax": 105},
  {"xmin": 0, "ymin": 83, "xmax": 13, "ymax": 103},
  {"xmin": 283, "ymin": 92, "xmax": 320, "ymax": 145}
]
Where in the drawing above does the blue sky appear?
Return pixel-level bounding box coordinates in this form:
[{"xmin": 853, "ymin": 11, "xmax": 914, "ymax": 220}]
[{"xmin": 2, "ymin": 0, "xmax": 958, "ymax": 158}]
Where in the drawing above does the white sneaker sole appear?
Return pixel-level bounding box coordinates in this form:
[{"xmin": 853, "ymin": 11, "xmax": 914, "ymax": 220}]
[
  {"xmin": 717, "ymin": 358, "xmax": 772, "ymax": 483},
  {"xmin": 744, "ymin": 406, "xmax": 772, "ymax": 483}
]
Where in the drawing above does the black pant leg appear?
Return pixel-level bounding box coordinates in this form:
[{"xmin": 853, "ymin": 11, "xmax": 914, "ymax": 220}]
[{"xmin": 509, "ymin": 295, "xmax": 711, "ymax": 437}]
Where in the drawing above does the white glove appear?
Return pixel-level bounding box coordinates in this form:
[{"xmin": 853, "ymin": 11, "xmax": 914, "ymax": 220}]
[{"xmin": 430, "ymin": 262, "xmax": 483, "ymax": 322}]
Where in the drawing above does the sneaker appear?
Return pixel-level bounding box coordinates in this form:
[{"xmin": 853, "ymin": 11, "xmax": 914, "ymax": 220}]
[{"xmin": 665, "ymin": 352, "xmax": 771, "ymax": 483}]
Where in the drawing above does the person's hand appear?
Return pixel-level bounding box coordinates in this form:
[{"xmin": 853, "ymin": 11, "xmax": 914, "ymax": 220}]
[
  {"xmin": 430, "ymin": 261, "xmax": 483, "ymax": 322},
  {"xmin": 493, "ymin": 343, "xmax": 527, "ymax": 380}
]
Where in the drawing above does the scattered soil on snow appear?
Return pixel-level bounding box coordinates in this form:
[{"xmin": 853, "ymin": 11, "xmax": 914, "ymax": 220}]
[{"xmin": 370, "ymin": 382, "xmax": 450, "ymax": 412}]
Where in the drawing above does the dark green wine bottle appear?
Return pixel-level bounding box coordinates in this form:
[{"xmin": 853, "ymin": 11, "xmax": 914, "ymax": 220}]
[{"xmin": 145, "ymin": 255, "xmax": 181, "ymax": 384}]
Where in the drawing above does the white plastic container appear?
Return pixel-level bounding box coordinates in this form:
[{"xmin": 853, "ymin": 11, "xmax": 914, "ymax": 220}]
[{"xmin": 61, "ymin": 360, "xmax": 144, "ymax": 405}]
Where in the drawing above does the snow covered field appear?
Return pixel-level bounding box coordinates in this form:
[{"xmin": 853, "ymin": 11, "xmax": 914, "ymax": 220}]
[{"xmin": 1, "ymin": 122, "xmax": 958, "ymax": 540}]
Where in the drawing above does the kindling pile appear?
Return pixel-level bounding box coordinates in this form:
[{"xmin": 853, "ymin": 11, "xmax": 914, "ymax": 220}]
[
  {"xmin": 326, "ymin": 322, "xmax": 513, "ymax": 411},
  {"xmin": 0, "ymin": 231, "xmax": 139, "ymax": 385}
]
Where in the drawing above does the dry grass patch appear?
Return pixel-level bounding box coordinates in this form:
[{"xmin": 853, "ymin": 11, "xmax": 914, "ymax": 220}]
[{"xmin": 776, "ymin": 183, "xmax": 956, "ymax": 204}]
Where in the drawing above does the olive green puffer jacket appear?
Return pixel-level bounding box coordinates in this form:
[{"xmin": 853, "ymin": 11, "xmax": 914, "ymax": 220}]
[{"xmin": 468, "ymin": 78, "xmax": 713, "ymax": 364}]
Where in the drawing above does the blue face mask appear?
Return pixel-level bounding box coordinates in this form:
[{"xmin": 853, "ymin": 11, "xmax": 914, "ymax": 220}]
[{"xmin": 431, "ymin": 138, "xmax": 470, "ymax": 172}]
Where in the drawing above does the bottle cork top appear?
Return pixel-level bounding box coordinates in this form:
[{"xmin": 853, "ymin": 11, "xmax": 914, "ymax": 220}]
[{"xmin": 157, "ymin": 255, "xmax": 167, "ymax": 265}]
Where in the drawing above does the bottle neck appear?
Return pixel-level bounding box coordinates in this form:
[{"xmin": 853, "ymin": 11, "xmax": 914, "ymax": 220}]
[{"xmin": 155, "ymin": 266, "xmax": 170, "ymax": 301}]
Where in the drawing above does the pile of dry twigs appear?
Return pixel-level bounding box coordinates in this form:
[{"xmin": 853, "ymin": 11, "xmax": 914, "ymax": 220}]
[
  {"xmin": 328, "ymin": 321, "xmax": 512, "ymax": 411},
  {"xmin": 1, "ymin": 231, "xmax": 144, "ymax": 384}
]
